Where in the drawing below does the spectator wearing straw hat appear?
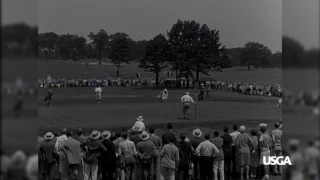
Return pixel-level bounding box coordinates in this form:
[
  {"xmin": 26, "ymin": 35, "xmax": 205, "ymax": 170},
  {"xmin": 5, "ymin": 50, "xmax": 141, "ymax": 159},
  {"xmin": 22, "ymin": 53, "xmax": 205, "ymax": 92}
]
[
  {"xmin": 6, "ymin": 150, "xmax": 28, "ymax": 180},
  {"xmin": 131, "ymin": 117, "xmax": 145, "ymax": 145},
  {"xmin": 235, "ymin": 126, "xmax": 253, "ymax": 180},
  {"xmin": 82, "ymin": 130, "xmax": 107, "ymax": 180},
  {"xmin": 136, "ymin": 131, "xmax": 156, "ymax": 180},
  {"xmin": 190, "ymin": 128, "xmax": 203, "ymax": 180},
  {"xmin": 101, "ymin": 131, "xmax": 117, "ymax": 180},
  {"xmin": 39, "ymin": 132, "xmax": 57, "ymax": 180},
  {"xmin": 119, "ymin": 132, "xmax": 138, "ymax": 180}
]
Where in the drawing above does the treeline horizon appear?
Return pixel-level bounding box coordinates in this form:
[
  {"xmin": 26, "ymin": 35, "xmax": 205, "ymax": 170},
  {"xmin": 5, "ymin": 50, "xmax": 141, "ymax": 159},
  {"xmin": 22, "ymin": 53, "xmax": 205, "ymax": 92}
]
[{"xmin": 1, "ymin": 22, "xmax": 318, "ymax": 71}]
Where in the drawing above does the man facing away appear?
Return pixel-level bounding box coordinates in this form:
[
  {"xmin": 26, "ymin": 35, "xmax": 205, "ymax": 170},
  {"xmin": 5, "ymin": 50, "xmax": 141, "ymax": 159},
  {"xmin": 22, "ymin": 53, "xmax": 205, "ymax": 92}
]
[
  {"xmin": 196, "ymin": 133, "xmax": 219, "ymax": 180},
  {"xmin": 160, "ymin": 136, "xmax": 179, "ymax": 180},
  {"xmin": 181, "ymin": 92, "xmax": 195, "ymax": 119},
  {"xmin": 61, "ymin": 131, "xmax": 82, "ymax": 180},
  {"xmin": 271, "ymin": 122, "xmax": 283, "ymax": 176}
]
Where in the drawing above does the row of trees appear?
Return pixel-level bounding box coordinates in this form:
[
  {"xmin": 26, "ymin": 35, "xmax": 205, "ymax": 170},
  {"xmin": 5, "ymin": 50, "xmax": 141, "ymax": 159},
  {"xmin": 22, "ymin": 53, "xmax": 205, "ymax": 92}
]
[{"xmin": 39, "ymin": 19, "xmax": 284, "ymax": 87}]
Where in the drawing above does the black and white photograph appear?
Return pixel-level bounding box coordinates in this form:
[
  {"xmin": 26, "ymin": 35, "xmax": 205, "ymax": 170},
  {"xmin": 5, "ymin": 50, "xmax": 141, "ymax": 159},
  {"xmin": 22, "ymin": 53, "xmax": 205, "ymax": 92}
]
[{"xmin": 36, "ymin": 0, "xmax": 285, "ymax": 180}]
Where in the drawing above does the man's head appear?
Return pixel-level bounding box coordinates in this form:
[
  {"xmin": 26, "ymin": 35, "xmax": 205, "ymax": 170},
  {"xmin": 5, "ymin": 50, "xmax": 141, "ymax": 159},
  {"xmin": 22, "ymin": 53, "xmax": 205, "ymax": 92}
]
[
  {"xmin": 167, "ymin": 123, "xmax": 173, "ymax": 130},
  {"xmin": 116, "ymin": 131, "xmax": 121, "ymax": 138},
  {"xmin": 204, "ymin": 133, "xmax": 210, "ymax": 140},
  {"xmin": 260, "ymin": 126, "xmax": 267, "ymax": 133},
  {"xmin": 169, "ymin": 136, "xmax": 176, "ymax": 143},
  {"xmin": 274, "ymin": 123, "xmax": 280, "ymax": 129},
  {"xmin": 66, "ymin": 131, "xmax": 73, "ymax": 137},
  {"xmin": 180, "ymin": 133, "xmax": 186, "ymax": 141},
  {"xmin": 122, "ymin": 132, "xmax": 128, "ymax": 140},
  {"xmin": 250, "ymin": 129, "xmax": 258, "ymax": 136},
  {"xmin": 149, "ymin": 127, "xmax": 155, "ymax": 134},
  {"xmin": 233, "ymin": 124, "xmax": 239, "ymax": 131},
  {"xmin": 213, "ymin": 130, "xmax": 219, "ymax": 137},
  {"xmin": 239, "ymin": 126, "xmax": 246, "ymax": 133},
  {"xmin": 62, "ymin": 128, "xmax": 68, "ymax": 135},
  {"xmin": 77, "ymin": 128, "xmax": 83, "ymax": 136},
  {"xmin": 223, "ymin": 126, "xmax": 229, "ymax": 133}
]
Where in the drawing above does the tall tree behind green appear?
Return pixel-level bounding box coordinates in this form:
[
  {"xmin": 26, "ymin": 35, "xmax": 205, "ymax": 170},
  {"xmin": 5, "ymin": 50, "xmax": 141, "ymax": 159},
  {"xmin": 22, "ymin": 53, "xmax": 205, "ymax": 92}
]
[
  {"xmin": 88, "ymin": 29, "xmax": 109, "ymax": 64},
  {"xmin": 109, "ymin": 33, "xmax": 130, "ymax": 76},
  {"xmin": 140, "ymin": 34, "xmax": 169, "ymax": 87},
  {"xmin": 239, "ymin": 42, "xmax": 272, "ymax": 70},
  {"xmin": 38, "ymin": 32, "xmax": 59, "ymax": 59}
]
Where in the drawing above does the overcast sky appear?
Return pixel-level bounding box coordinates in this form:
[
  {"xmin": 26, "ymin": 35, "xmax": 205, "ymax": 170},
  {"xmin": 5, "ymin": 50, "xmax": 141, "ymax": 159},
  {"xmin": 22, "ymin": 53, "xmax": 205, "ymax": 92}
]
[
  {"xmin": 35, "ymin": 0, "xmax": 282, "ymax": 52},
  {"xmin": 2, "ymin": 0, "xmax": 319, "ymax": 51}
]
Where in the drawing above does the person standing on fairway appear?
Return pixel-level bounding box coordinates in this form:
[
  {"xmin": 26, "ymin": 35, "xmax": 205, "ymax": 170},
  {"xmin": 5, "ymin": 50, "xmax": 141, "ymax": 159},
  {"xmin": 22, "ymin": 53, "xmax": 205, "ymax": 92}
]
[
  {"xmin": 95, "ymin": 85, "xmax": 102, "ymax": 103},
  {"xmin": 181, "ymin": 92, "xmax": 195, "ymax": 119},
  {"xmin": 44, "ymin": 88, "xmax": 53, "ymax": 106}
]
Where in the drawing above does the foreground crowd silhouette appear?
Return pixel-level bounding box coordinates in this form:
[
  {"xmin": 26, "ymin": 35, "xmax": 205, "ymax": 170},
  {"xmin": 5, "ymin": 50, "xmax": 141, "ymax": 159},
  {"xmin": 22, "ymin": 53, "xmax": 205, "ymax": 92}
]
[
  {"xmin": 28, "ymin": 117, "xmax": 313, "ymax": 180},
  {"xmin": 1, "ymin": 118, "xmax": 319, "ymax": 180}
]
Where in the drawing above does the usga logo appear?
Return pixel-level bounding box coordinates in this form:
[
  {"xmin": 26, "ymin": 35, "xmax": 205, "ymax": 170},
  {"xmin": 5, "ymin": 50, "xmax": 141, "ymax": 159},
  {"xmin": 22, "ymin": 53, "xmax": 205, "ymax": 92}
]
[{"xmin": 263, "ymin": 156, "xmax": 292, "ymax": 165}]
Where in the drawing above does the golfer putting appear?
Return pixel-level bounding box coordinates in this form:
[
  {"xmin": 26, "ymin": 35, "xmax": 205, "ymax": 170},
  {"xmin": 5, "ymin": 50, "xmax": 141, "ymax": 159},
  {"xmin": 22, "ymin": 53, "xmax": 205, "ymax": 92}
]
[{"xmin": 181, "ymin": 92, "xmax": 196, "ymax": 119}]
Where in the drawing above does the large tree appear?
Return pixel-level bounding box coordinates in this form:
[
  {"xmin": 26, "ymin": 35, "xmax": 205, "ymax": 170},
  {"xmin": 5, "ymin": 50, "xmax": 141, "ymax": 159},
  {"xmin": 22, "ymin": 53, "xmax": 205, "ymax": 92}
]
[
  {"xmin": 108, "ymin": 33, "xmax": 130, "ymax": 76},
  {"xmin": 167, "ymin": 20, "xmax": 225, "ymax": 87},
  {"xmin": 38, "ymin": 32, "xmax": 59, "ymax": 59},
  {"xmin": 140, "ymin": 34, "xmax": 169, "ymax": 87},
  {"xmin": 88, "ymin": 29, "xmax": 109, "ymax": 64},
  {"xmin": 239, "ymin": 42, "xmax": 272, "ymax": 70}
]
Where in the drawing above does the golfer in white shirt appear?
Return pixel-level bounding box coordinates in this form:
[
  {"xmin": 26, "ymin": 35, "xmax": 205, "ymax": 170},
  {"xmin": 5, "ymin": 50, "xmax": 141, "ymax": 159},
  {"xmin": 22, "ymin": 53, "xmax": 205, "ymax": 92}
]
[
  {"xmin": 95, "ymin": 86, "xmax": 102, "ymax": 103},
  {"xmin": 181, "ymin": 92, "xmax": 195, "ymax": 119}
]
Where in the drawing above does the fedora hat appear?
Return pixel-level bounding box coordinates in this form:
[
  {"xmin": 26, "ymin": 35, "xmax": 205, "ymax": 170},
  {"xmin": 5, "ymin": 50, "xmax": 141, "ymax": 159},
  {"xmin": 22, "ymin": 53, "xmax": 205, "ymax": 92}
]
[
  {"xmin": 193, "ymin": 129, "xmax": 202, "ymax": 138},
  {"xmin": 44, "ymin": 132, "xmax": 54, "ymax": 140},
  {"xmin": 259, "ymin": 123, "xmax": 267, "ymax": 127},
  {"xmin": 90, "ymin": 130, "xmax": 101, "ymax": 140},
  {"xmin": 140, "ymin": 131, "xmax": 149, "ymax": 141},
  {"xmin": 137, "ymin": 116, "xmax": 144, "ymax": 121},
  {"xmin": 132, "ymin": 121, "xmax": 144, "ymax": 132},
  {"xmin": 101, "ymin": 131, "xmax": 111, "ymax": 140},
  {"xmin": 186, "ymin": 92, "xmax": 190, "ymax": 95}
]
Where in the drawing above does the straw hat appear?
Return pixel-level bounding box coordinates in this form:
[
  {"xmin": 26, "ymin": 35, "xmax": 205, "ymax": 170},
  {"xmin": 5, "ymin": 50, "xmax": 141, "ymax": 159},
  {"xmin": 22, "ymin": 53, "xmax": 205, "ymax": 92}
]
[
  {"xmin": 11, "ymin": 150, "xmax": 27, "ymax": 164},
  {"xmin": 288, "ymin": 139, "xmax": 300, "ymax": 147},
  {"xmin": 90, "ymin": 130, "xmax": 101, "ymax": 140},
  {"xmin": 140, "ymin": 131, "xmax": 150, "ymax": 141},
  {"xmin": 193, "ymin": 129, "xmax": 202, "ymax": 138},
  {"xmin": 133, "ymin": 121, "xmax": 145, "ymax": 132},
  {"xmin": 137, "ymin": 116, "xmax": 144, "ymax": 121},
  {"xmin": 44, "ymin": 132, "xmax": 54, "ymax": 140},
  {"xmin": 259, "ymin": 123, "xmax": 267, "ymax": 127},
  {"xmin": 101, "ymin": 131, "xmax": 111, "ymax": 140},
  {"xmin": 186, "ymin": 92, "xmax": 190, "ymax": 95}
]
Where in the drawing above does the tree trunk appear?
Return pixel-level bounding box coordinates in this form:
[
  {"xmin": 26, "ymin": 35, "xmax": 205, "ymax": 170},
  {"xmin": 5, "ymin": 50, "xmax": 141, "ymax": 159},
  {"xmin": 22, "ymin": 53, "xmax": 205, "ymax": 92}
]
[
  {"xmin": 155, "ymin": 72, "xmax": 159, "ymax": 88},
  {"xmin": 99, "ymin": 50, "xmax": 102, "ymax": 64},
  {"xmin": 186, "ymin": 69, "xmax": 190, "ymax": 88},
  {"xmin": 196, "ymin": 64, "xmax": 200, "ymax": 83},
  {"xmin": 175, "ymin": 69, "xmax": 178, "ymax": 88}
]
